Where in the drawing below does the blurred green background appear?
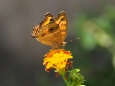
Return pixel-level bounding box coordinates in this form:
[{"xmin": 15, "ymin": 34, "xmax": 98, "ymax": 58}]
[{"xmin": 0, "ymin": 0, "xmax": 115, "ymax": 86}]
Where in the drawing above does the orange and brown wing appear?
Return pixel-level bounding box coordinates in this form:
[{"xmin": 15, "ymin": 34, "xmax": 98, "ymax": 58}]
[
  {"xmin": 39, "ymin": 12, "xmax": 54, "ymax": 28},
  {"xmin": 31, "ymin": 11, "xmax": 68, "ymax": 48},
  {"xmin": 55, "ymin": 11, "xmax": 67, "ymax": 39},
  {"xmin": 31, "ymin": 12, "xmax": 54, "ymax": 38}
]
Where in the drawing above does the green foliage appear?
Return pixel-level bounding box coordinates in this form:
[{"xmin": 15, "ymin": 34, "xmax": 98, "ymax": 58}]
[
  {"xmin": 69, "ymin": 69, "xmax": 85, "ymax": 86},
  {"xmin": 75, "ymin": 5, "xmax": 115, "ymax": 67},
  {"xmin": 72, "ymin": 5, "xmax": 115, "ymax": 86}
]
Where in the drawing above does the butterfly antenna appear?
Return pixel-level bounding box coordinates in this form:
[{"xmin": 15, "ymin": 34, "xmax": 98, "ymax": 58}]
[{"xmin": 67, "ymin": 37, "xmax": 80, "ymax": 43}]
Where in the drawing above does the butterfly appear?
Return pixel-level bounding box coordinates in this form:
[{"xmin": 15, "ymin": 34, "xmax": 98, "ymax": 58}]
[{"xmin": 31, "ymin": 11, "xmax": 67, "ymax": 48}]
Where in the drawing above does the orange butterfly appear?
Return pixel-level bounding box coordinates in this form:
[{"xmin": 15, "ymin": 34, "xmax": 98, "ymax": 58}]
[{"xmin": 31, "ymin": 11, "xmax": 67, "ymax": 48}]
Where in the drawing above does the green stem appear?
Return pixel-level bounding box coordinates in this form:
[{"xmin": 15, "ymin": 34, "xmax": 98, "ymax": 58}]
[{"xmin": 61, "ymin": 73, "xmax": 70, "ymax": 86}]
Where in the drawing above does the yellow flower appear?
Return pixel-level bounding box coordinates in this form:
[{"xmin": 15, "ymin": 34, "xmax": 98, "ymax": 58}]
[{"xmin": 43, "ymin": 49, "xmax": 73, "ymax": 74}]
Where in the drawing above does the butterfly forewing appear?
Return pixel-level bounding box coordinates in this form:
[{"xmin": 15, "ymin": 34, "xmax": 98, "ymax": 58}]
[{"xmin": 39, "ymin": 13, "xmax": 54, "ymax": 27}]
